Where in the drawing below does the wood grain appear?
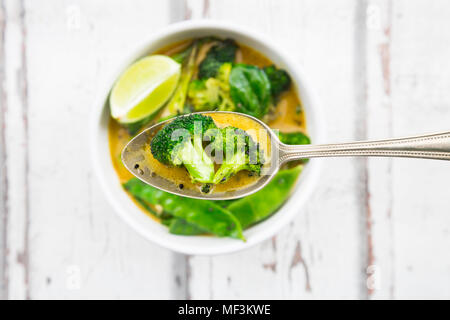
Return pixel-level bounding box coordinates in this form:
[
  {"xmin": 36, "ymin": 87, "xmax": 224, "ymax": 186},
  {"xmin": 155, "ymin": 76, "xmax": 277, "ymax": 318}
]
[{"xmin": 382, "ymin": 0, "xmax": 450, "ymax": 299}]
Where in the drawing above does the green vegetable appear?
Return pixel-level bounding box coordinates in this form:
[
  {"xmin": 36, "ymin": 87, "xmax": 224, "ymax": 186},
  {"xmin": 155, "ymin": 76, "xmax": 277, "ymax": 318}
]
[
  {"xmin": 188, "ymin": 63, "xmax": 235, "ymax": 111},
  {"xmin": 201, "ymin": 183, "xmax": 212, "ymax": 194},
  {"xmin": 166, "ymin": 41, "xmax": 199, "ymax": 115},
  {"xmin": 277, "ymin": 131, "xmax": 311, "ymax": 164},
  {"xmin": 198, "ymin": 39, "xmax": 237, "ymax": 79},
  {"xmin": 263, "ymin": 65, "xmax": 291, "ymax": 101},
  {"xmin": 214, "ymin": 199, "xmax": 237, "ymax": 208},
  {"xmin": 169, "ymin": 218, "xmax": 206, "ymax": 235},
  {"xmin": 134, "ymin": 197, "xmax": 158, "ymax": 216},
  {"xmin": 123, "ymin": 178, "xmax": 245, "ymax": 240},
  {"xmin": 150, "ymin": 114, "xmax": 217, "ymax": 183},
  {"xmin": 229, "ymin": 64, "xmax": 271, "ymax": 119},
  {"xmin": 211, "ymin": 127, "xmax": 263, "ymax": 184},
  {"xmin": 228, "ymin": 166, "xmax": 302, "ymax": 229},
  {"xmin": 278, "ymin": 131, "xmax": 311, "ymax": 145}
]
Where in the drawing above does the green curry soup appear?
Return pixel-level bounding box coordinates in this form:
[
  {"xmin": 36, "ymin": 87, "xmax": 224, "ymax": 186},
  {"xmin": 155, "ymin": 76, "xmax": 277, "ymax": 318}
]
[{"xmin": 108, "ymin": 37, "xmax": 309, "ymax": 239}]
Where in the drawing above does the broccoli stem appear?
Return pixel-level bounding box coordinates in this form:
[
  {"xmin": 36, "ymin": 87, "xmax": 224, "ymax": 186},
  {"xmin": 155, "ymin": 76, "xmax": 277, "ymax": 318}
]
[{"xmin": 177, "ymin": 140, "xmax": 215, "ymax": 183}]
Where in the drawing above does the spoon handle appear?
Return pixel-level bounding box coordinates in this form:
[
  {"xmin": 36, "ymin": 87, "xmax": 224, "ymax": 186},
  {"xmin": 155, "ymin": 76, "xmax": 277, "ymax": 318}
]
[{"xmin": 278, "ymin": 131, "xmax": 450, "ymax": 163}]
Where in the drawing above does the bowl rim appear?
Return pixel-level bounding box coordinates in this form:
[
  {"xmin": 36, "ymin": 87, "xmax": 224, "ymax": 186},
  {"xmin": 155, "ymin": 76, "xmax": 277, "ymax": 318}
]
[{"xmin": 90, "ymin": 19, "xmax": 325, "ymax": 255}]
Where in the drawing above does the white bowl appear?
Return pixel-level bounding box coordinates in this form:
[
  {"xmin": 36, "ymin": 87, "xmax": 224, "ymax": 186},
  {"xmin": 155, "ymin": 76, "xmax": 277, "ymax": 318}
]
[{"xmin": 90, "ymin": 20, "xmax": 324, "ymax": 255}]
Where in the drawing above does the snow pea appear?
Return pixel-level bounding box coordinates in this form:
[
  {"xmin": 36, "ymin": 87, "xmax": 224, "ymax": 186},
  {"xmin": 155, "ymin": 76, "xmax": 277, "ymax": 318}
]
[
  {"xmin": 227, "ymin": 166, "xmax": 303, "ymax": 229},
  {"xmin": 278, "ymin": 131, "xmax": 310, "ymax": 145},
  {"xmin": 123, "ymin": 178, "xmax": 245, "ymax": 240}
]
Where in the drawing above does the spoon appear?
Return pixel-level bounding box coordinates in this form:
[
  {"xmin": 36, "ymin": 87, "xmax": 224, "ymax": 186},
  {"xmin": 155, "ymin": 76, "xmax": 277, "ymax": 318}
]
[{"xmin": 122, "ymin": 111, "xmax": 450, "ymax": 200}]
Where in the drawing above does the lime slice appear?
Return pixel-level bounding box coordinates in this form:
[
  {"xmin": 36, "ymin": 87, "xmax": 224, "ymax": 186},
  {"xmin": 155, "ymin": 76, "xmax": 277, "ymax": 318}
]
[{"xmin": 110, "ymin": 55, "xmax": 181, "ymax": 124}]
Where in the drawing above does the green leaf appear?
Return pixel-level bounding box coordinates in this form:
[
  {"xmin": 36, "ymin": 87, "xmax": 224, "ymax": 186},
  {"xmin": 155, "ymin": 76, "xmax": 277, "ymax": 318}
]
[{"xmin": 228, "ymin": 166, "xmax": 302, "ymax": 229}]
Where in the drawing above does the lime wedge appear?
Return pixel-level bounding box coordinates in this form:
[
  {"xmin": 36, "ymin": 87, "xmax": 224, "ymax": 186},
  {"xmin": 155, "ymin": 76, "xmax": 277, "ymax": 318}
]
[{"xmin": 110, "ymin": 55, "xmax": 181, "ymax": 124}]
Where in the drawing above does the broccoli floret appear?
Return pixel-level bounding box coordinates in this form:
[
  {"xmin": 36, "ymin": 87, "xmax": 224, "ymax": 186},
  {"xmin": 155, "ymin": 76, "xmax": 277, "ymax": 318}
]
[
  {"xmin": 151, "ymin": 114, "xmax": 217, "ymax": 183},
  {"xmin": 198, "ymin": 39, "xmax": 237, "ymax": 79},
  {"xmin": 188, "ymin": 63, "xmax": 235, "ymax": 111},
  {"xmin": 211, "ymin": 127, "xmax": 263, "ymax": 184},
  {"xmin": 201, "ymin": 184, "xmax": 212, "ymax": 194},
  {"xmin": 229, "ymin": 64, "xmax": 271, "ymax": 119},
  {"xmin": 263, "ymin": 65, "xmax": 291, "ymax": 101},
  {"xmin": 277, "ymin": 131, "xmax": 310, "ymax": 165},
  {"xmin": 164, "ymin": 42, "xmax": 199, "ymax": 116}
]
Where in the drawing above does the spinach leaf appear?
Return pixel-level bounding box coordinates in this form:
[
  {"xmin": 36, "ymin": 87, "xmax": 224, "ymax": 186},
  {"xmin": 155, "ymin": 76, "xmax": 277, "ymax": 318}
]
[
  {"xmin": 198, "ymin": 39, "xmax": 237, "ymax": 79},
  {"xmin": 229, "ymin": 64, "xmax": 271, "ymax": 119},
  {"xmin": 228, "ymin": 166, "xmax": 302, "ymax": 229},
  {"xmin": 123, "ymin": 179, "xmax": 245, "ymax": 240}
]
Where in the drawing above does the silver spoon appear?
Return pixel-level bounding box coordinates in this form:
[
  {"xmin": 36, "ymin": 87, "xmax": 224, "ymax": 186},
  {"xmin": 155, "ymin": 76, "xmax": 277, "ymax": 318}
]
[{"xmin": 122, "ymin": 111, "xmax": 450, "ymax": 200}]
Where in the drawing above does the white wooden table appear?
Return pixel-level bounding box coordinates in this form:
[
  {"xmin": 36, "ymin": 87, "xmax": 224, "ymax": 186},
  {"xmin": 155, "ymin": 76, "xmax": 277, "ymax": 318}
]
[{"xmin": 1, "ymin": 0, "xmax": 450, "ymax": 300}]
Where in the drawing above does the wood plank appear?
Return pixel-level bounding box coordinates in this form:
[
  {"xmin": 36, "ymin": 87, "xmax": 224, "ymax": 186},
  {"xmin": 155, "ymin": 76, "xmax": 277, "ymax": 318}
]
[
  {"xmin": 188, "ymin": 0, "xmax": 368, "ymax": 299},
  {"xmin": 16, "ymin": 0, "xmax": 182, "ymax": 299}
]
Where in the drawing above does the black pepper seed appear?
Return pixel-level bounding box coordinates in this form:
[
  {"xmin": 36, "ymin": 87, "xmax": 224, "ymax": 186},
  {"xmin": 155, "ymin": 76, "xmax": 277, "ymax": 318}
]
[
  {"xmin": 134, "ymin": 164, "xmax": 139, "ymax": 169},
  {"xmin": 179, "ymin": 184, "xmax": 184, "ymax": 189}
]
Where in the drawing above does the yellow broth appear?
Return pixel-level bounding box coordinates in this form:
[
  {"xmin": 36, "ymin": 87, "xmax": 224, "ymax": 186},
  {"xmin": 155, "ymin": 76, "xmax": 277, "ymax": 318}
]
[{"xmin": 108, "ymin": 39, "xmax": 308, "ymax": 217}]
